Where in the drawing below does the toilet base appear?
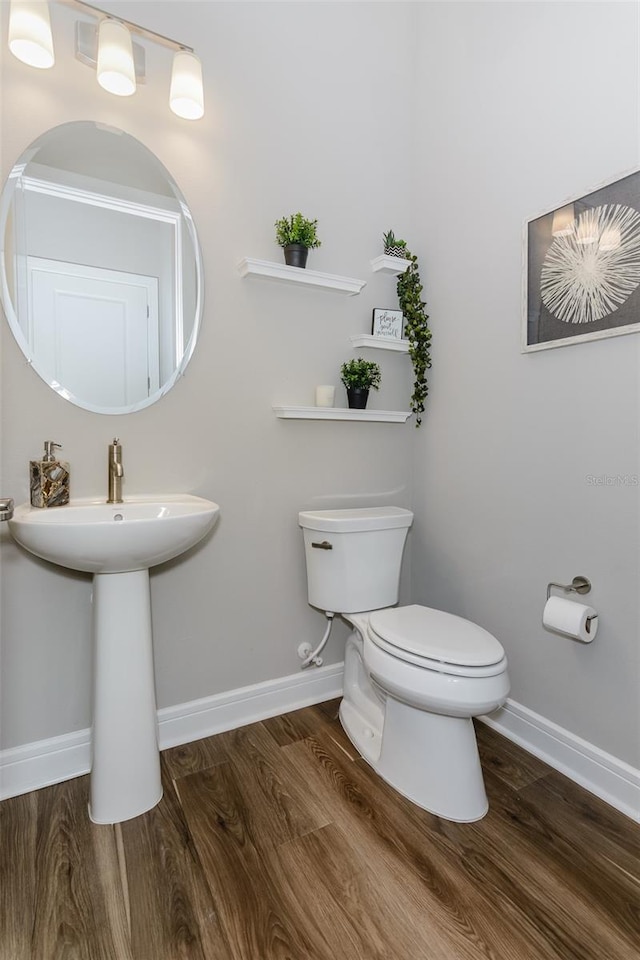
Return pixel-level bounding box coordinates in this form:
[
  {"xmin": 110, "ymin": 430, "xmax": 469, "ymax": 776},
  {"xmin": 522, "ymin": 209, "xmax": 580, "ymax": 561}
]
[
  {"xmin": 341, "ymin": 695, "xmax": 488, "ymax": 822},
  {"xmin": 381, "ymin": 698, "xmax": 488, "ymax": 821},
  {"xmin": 339, "ymin": 698, "xmax": 382, "ymax": 767},
  {"xmin": 339, "ymin": 629, "xmax": 490, "ymax": 822}
]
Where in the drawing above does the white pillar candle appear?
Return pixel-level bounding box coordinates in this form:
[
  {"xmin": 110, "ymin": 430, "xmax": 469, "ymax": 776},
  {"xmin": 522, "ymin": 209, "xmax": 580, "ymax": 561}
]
[{"xmin": 315, "ymin": 385, "xmax": 335, "ymax": 407}]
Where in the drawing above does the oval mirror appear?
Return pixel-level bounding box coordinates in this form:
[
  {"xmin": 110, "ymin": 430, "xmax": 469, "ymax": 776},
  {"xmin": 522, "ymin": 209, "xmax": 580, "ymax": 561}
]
[{"xmin": 0, "ymin": 121, "xmax": 203, "ymax": 414}]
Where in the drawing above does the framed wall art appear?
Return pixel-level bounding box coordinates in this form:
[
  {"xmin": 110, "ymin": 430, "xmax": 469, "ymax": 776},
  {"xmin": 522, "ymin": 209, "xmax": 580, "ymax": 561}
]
[
  {"xmin": 523, "ymin": 168, "xmax": 640, "ymax": 352},
  {"xmin": 372, "ymin": 308, "xmax": 404, "ymax": 340}
]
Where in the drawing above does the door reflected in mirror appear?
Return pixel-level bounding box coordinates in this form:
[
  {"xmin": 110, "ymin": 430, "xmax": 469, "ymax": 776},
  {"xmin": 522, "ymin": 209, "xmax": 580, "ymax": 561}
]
[{"xmin": 0, "ymin": 122, "xmax": 203, "ymax": 414}]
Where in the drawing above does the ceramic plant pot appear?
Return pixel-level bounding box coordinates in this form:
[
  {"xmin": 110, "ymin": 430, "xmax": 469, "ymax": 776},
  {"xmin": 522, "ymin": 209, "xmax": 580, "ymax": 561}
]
[
  {"xmin": 283, "ymin": 244, "xmax": 309, "ymax": 268},
  {"xmin": 346, "ymin": 387, "xmax": 369, "ymax": 409}
]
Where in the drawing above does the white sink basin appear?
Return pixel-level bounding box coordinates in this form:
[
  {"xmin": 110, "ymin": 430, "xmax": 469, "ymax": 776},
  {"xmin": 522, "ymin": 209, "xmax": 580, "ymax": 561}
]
[{"xmin": 9, "ymin": 494, "xmax": 220, "ymax": 573}]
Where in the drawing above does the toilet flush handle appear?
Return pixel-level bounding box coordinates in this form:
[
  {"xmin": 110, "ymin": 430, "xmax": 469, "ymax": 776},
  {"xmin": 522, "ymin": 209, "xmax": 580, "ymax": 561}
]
[{"xmin": 311, "ymin": 540, "xmax": 333, "ymax": 550}]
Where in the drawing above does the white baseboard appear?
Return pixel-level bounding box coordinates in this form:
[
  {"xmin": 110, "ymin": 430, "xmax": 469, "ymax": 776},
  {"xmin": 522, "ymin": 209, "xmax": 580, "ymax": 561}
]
[
  {"xmin": 3, "ymin": 674, "xmax": 638, "ymax": 825},
  {"xmin": 0, "ymin": 661, "xmax": 344, "ymax": 802},
  {"xmin": 158, "ymin": 660, "xmax": 343, "ymax": 748},
  {"xmin": 0, "ymin": 728, "xmax": 91, "ymax": 802},
  {"xmin": 480, "ymin": 698, "xmax": 640, "ymax": 823}
]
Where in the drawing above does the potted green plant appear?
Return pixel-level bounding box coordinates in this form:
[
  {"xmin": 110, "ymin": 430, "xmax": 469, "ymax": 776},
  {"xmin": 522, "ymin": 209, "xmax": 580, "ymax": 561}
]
[
  {"xmin": 340, "ymin": 357, "xmax": 381, "ymax": 409},
  {"xmin": 383, "ymin": 229, "xmax": 408, "ymax": 258},
  {"xmin": 274, "ymin": 212, "xmax": 321, "ymax": 268}
]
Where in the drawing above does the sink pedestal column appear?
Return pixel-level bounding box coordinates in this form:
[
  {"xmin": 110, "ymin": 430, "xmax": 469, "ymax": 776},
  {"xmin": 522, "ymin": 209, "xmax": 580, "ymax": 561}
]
[{"xmin": 89, "ymin": 570, "xmax": 163, "ymax": 823}]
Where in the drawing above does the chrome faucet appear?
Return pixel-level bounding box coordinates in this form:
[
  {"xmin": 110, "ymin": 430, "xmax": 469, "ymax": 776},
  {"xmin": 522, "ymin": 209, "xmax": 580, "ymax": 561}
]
[{"xmin": 107, "ymin": 438, "xmax": 124, "ymax": 504}]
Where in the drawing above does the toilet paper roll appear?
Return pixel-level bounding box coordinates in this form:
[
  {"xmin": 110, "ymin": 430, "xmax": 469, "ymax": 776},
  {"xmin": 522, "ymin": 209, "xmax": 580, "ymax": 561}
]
[{"xmin": 542, "ymin": 596, "xmax": 598, "ymax": 643}]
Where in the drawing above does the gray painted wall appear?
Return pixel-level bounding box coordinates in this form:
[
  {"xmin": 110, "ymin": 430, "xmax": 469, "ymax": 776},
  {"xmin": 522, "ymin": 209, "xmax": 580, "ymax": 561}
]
[
  {"xmin": 1, "ymin": 2, "xmax": 638, "ymax": 776},
  {"xmin": 0, "ymin": 1, "xmax": 417, "ymax": 749},
  {"xmin": 411, "ymin": 1, "xmax": 640, "ymax": 766}
]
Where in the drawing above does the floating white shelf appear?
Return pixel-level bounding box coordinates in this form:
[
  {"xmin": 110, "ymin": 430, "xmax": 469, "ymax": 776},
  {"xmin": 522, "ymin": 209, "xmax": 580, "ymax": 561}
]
[
  {"xmin": 370, "ymin": 254, "xmax": 411, "ymax": 275},
  {"xmin": 272, "ymin": 405, "xmax": 411, "ymax": 423},
  {"xmin": 238, "ymin": 258, "xmax": 366, "ymax": 295},
  {"xmin": 350, "ymin": 334, "xmax": 409, "ymax": 353}
]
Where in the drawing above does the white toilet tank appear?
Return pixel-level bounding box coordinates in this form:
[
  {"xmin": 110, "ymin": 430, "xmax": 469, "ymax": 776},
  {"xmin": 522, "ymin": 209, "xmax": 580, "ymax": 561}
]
[{"xmin": 298, "ymin": 506, "xmax": 413, "ymax": 613}]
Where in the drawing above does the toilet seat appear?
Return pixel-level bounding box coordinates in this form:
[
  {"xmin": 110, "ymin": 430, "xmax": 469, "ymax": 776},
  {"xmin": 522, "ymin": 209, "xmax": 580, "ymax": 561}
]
[{"xmin": 368, "ymin": 604, "xmax": 507, "ymax": 678}]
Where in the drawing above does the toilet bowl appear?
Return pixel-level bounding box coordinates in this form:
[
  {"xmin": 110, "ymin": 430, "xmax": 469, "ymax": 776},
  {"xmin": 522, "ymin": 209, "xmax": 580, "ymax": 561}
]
[
  {"xmin": 299, "ymin": 506, "xmax": 510, "ymax": 822},
  {"xmin": 341, "ymin": 606, "xmax": 509, "ymax": 821}
]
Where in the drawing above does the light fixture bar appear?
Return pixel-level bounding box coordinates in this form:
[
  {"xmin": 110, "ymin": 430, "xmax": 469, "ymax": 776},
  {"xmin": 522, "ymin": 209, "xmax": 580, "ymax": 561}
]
[
  {"xmin": 12, "ymin": 1, "xmax": 205, "ymax": 119},
  {"xmin": 58, "ymin": 0, "xmax": 194, "ymax": 53}
]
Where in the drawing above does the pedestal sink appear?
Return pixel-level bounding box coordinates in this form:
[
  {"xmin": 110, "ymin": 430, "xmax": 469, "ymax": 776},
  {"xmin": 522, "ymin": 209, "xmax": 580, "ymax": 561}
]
[{"xmin": 9, "ymin": 495, "xmax": 220, "ymax": 823}]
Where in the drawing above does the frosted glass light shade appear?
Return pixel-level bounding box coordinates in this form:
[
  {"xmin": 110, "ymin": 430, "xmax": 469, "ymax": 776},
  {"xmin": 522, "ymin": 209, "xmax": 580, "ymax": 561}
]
[
  {"xmin": 97, "ymin": 19, "xmax": 136, "ymax": 97},
  {"xmin": 8, "ymin": 0, "xmax": 55, "ymax": 69},
  {"xmin": 170, "ymin": 51, "xmax": 204, "ymax": 120},
  {"xmin": 551, "ymin": 204, "xmax": 575, "ymax": 237}
]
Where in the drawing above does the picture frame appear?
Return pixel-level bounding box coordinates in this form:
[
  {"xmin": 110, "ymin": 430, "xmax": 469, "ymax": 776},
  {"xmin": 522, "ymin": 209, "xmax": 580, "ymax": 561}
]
[
  {"xmin": 522, "ymin": 168, "xmax": 640, "ymax": 352},
  {"xmin": 372, "ymin": 308, "xmax": 404, "ymax": 341}
]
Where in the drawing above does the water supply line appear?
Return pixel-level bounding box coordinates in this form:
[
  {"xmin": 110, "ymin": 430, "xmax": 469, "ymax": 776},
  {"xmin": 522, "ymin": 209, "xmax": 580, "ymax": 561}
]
[{"xmin": 299, "ymin": 612, "xmax": 334, "ymax": 668}]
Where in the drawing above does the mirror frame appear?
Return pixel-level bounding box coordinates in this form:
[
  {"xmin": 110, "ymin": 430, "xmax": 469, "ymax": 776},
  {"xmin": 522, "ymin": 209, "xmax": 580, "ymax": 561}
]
[{"xmin": 0, "ymin": 122, "xmax": 204, "ymax": 415}]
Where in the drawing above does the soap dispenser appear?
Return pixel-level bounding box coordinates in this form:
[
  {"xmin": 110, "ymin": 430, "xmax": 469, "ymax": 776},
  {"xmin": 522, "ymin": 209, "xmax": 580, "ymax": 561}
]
[{"xmin": 30, "ymin": 441, "xmax": 70, "ymax": 508}]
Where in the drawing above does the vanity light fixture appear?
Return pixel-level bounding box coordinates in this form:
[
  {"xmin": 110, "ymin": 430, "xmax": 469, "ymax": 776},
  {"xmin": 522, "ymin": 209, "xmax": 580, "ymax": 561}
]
[
  {"xmin": 8, "ymin": 0, "xmax": 55, "ymax": 69},
  {"xmin": 7, "ymin": 0, "xmax": 205, "ymax": 120}
]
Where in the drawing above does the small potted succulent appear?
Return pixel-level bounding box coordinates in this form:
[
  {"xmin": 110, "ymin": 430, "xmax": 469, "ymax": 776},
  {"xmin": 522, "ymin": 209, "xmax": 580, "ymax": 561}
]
[
  {"xmin": 340, "ymin": 357, "xmax": 381, "ymax": 409},
  {"xmin": 275, "ymin": 212, "xmax": 321, "ymax": 268},
  {"xmin": 383, "ymin": 229, "xmax": 408, "ymax": 258}
]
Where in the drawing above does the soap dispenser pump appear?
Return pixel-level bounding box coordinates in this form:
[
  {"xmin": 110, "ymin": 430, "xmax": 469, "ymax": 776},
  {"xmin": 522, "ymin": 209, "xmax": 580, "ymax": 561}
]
[{"xmin": 30, "ymin": 441, "xmax": 70, "ymax": 508}]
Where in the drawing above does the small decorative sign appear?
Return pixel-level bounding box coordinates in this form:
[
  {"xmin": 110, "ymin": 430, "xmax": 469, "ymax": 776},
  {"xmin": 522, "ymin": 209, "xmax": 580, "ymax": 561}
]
[{"xmin": 372, "ymin": 308, "xmax": 404, "ymax": 340}]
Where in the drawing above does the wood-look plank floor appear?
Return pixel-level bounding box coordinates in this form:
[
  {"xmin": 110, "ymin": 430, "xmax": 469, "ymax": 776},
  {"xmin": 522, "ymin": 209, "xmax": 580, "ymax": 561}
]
[{"xmin": 1, "ymin": 702, "xmax": 639, "ymax": 960}]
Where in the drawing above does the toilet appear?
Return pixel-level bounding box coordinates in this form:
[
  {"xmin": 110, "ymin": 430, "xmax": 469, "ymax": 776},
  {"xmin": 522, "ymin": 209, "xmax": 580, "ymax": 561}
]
[{"xmin": 298, "ymin": 506, "xmax": 510, "ymax": 822}]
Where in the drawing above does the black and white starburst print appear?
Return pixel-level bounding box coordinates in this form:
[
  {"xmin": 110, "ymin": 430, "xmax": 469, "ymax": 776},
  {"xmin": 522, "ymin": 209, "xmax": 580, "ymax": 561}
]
[{"xmin": 540, "ymin": 204, "xmax": 640, "ymax": 324}]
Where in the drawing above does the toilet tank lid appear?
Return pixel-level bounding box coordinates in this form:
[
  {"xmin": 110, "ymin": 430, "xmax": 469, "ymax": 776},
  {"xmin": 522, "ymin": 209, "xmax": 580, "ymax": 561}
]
[{"xmin": 298, "ymin": 506, "xmax": 413, "ymax": 533}]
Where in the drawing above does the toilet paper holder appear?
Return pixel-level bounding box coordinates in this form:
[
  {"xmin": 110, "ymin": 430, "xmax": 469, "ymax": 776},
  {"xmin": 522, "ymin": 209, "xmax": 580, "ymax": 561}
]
[{"xmin": 546, "ymin": 575, "xmax": 592, "ymax": 601}]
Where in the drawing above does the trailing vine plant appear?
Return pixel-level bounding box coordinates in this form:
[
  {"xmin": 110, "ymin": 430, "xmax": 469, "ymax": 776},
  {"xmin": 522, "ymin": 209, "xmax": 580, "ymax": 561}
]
[{"xmin": 394, "ymin": 239, "xmax": 432, "ymax": 426}]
